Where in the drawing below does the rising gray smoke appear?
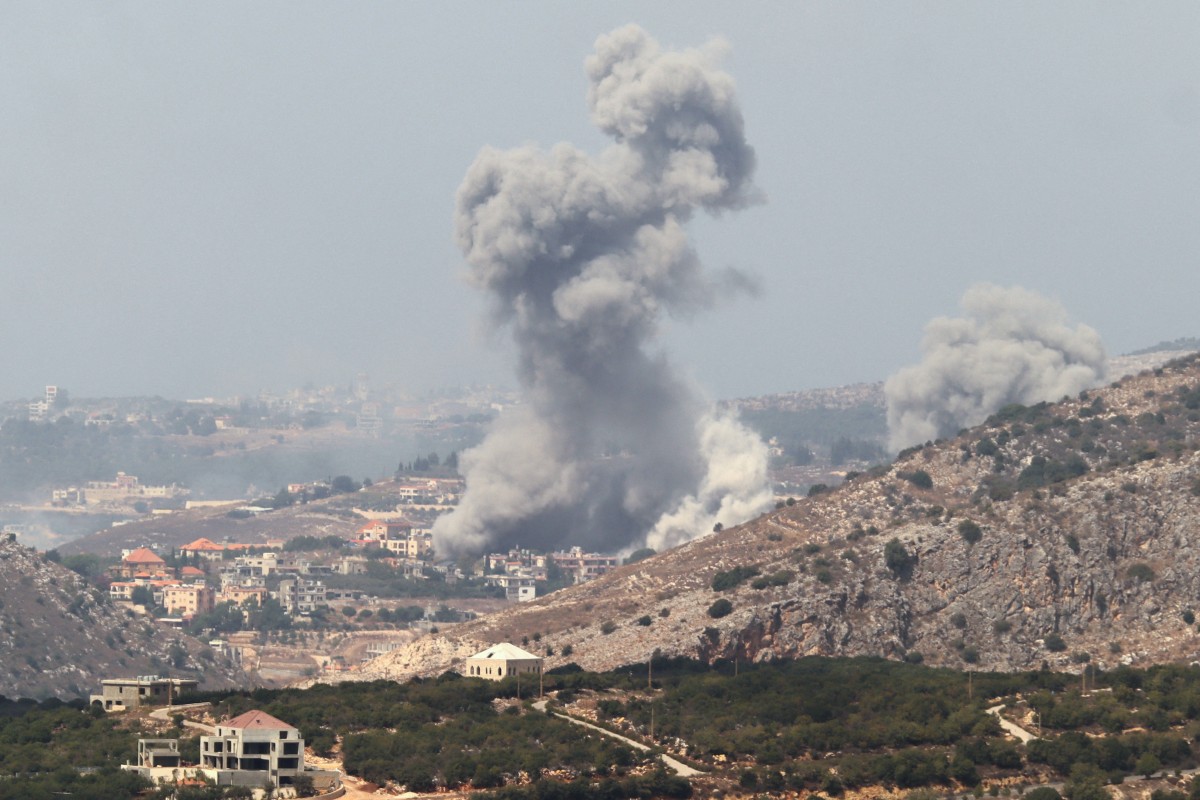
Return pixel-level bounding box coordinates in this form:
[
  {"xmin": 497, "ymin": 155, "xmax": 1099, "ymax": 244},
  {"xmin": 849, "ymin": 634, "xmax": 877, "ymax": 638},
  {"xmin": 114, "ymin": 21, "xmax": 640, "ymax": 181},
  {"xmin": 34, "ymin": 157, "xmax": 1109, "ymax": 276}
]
[
  {"xmin": 885, "ymin": 284, "xmax": 1107, "ymax": 452},
  {"xmin": 432, "ymin": 25, "xmax": 772, "ymax": 557}
]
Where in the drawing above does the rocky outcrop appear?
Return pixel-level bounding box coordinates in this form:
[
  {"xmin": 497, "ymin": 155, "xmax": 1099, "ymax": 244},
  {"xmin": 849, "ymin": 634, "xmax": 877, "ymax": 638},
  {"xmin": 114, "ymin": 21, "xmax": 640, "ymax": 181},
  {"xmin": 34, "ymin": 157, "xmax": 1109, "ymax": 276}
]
[{"xmin": 331, "ymin": 353, "xmax": 1200, "ymax": 683}]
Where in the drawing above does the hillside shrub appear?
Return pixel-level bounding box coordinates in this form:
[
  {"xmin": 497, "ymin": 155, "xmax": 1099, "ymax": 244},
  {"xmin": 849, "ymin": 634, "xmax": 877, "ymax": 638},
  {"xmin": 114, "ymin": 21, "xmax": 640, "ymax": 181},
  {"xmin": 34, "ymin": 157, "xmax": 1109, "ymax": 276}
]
[
  {"xmin": 600, "ymin": 620, "xmax": 617, "ymax": 635},
  {"xmin": 712, "ymin": 565, "xmax": 760, "ymax": 591},
  {"xmin": 899, "ymin": 470, "xmax": 934, "ymax": 490},
  {"xmin": 1044, "ymin": 633, "xmax": 1067, "ymax": 652},
  {"xmin": 1017, "ymin": 456, "xmax": 1089, "ymax": 491},
  {"xmin": 1025, "ymin": 788, "xmax": 1062, "ymax": 800},
  {"xmin": 986, "ymin": 480, "xmax": 1015, "ymax": 502},
  {"xmin": 707, "ymin": 599, "xmax": 734, "ymax": 619},
  {"xmin": 1126, "ymin": 563, "xmax": 1155, "ymax": 583},
  {"xmin": 958, "ymin": 520, "xmax": 982, "ymax": 545},
  {"xmin": 884, "ymin": 539, "xmax": 916, "ymax": 579},
  {"xmin": 751, "ymin": 570, "xmax": 795, "ymax": 590}
]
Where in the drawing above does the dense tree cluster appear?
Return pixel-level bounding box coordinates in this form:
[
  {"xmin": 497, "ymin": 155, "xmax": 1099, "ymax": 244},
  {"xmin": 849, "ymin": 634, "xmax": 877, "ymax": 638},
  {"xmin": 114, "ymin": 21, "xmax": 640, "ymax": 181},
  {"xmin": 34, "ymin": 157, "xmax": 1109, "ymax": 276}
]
[
  {"xmin": 16, "ymin": 656, "xmax": 1200, "ymax": 797},
  {"xmin": 188, "ymin": 677, "xmax": 650, "ymax": 793}
]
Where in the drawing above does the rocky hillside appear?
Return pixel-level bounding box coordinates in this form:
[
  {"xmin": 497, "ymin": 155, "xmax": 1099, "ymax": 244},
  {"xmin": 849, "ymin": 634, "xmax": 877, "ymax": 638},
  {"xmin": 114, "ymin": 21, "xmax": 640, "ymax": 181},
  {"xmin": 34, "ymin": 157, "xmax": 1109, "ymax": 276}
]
[
  {"xmin": 330, "ymin": 351, "xmax": 1200, "ymax": 683},
  {"xmin": 0, "ymin": 537, "xmax": 244, "ymax": 699}
]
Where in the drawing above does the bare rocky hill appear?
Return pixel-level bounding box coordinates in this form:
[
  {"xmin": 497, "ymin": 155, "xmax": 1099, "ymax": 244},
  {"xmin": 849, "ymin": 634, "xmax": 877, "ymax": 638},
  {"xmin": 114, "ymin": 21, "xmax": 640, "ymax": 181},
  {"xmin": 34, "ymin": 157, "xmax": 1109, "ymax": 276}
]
[
  {"xmin": 329, "ymin": 351, "xmax": 1200, "ymax": 684},
  {"xmin": 0, "ymin": 537, "xmax": 244, "ymax": 699}
]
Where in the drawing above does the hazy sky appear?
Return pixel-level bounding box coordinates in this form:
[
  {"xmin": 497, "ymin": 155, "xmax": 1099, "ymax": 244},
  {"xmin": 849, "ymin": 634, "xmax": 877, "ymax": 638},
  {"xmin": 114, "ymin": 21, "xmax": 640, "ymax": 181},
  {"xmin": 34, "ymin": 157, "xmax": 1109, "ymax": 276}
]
[{"xmin": 2, "ymin": 3, "xmax": 1197, "ymax": 403}]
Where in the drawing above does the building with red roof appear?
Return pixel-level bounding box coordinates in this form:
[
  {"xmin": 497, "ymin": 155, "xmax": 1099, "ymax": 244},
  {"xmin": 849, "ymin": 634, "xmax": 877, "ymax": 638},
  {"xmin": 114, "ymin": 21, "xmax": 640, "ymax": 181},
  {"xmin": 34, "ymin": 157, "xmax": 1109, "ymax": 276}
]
[
  {"xmin": 200, "ymin": 709, "xmax": 305, "ymax": 786},
  {"xmin": 110, "ymin": 546, "xmax": 171, "ymax": 579},
  {"xmin": 179, "ymin": 537, "xmax": 225, "ymax": 560}
]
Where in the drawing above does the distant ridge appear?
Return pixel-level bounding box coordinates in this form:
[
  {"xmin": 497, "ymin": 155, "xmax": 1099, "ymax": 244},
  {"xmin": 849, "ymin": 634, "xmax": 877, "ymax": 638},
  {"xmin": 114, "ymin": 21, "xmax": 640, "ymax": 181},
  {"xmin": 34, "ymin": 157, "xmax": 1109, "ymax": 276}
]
[{"xmin": 1126, "ymin": 337, "xmax": 1200, "ymax": 356}]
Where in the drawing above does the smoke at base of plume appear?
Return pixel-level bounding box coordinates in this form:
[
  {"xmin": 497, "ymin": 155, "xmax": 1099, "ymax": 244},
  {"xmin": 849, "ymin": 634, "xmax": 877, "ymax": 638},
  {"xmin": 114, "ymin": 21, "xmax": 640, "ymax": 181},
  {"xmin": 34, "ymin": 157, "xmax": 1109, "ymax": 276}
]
[
  {"xmin": 884, "ymin": 284, "xmax": 1107, "ymax": 452},
  {"xmin": 433, "ymin": 25, "xmax": 771, "ymax": 557}
]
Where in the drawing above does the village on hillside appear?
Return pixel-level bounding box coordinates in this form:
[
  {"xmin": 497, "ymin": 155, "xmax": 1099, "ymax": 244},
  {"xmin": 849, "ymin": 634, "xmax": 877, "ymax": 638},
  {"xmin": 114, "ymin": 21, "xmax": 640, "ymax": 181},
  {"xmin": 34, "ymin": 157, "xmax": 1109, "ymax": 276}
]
[{"xmin": 46, "ymin": 471, "xmax": 624, "ymax": 685}]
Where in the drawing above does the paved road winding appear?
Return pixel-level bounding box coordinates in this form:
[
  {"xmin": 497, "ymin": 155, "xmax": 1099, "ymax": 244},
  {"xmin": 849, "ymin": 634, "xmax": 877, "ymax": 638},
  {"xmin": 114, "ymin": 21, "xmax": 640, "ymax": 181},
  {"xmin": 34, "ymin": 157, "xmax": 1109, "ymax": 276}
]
[
  {"xmin": 986, "ymin": 704, "xmax": 1039, "ymax": 743},
  {"xmin": 533, "ymin": 700, "xmax": 703, "ymax": 777}
]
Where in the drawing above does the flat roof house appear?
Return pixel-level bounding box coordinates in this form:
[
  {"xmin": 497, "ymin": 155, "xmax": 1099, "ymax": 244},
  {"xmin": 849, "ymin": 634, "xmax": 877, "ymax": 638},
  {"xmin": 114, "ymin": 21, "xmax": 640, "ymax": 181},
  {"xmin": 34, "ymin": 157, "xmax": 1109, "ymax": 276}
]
[
  {"xmin": 90, "ymin": 676, "xmax": 199, "ymax": 711},
  {"xmin": 136, "ymin": 739, "xmax": 181, "ymax": 768},
  {"xmin": 463, "ymin": 642, "xmax": 543, "ymax": 681}
]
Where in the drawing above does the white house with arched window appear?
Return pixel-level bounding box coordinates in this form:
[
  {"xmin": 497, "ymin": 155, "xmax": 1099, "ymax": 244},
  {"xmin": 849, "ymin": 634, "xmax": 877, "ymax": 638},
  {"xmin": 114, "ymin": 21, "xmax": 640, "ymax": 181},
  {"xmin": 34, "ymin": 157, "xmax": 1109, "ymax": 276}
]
[{"xmin": 463, "ymin": 642, "xmax": 543, "ymax": 681}]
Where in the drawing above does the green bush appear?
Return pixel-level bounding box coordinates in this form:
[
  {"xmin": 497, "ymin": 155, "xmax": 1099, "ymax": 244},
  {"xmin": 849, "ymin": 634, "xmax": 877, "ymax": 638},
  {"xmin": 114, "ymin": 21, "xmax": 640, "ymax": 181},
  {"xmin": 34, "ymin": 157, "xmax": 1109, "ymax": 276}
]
[
  {"xmin": 707, "ymin": 599, "xmax": 734, "ymax": 618},
  {"xmin": 884, "ymin": 539, "xmax": 916, "ymax": 578},
  {"xmin": 1025, "ymin": 788, "xmax": 1062, "ymax": 800},
  {"xmin": 711, "ymin": 565, "xmax": 761, "ymax": 591},
  {"xmin": 958, "ymin": 520, "xmax": 982, "ymax": 545},
  {"xmin": 900, "ymin": 470, "xmax": 934, "ymax": 490},
  {"xmin": 1044, "ymin": 633, "xmax": 1067, "ymax": 652},
  {"xmin": 1126, "ymin": 563, "xmax": 1155, "ymax": 583}
]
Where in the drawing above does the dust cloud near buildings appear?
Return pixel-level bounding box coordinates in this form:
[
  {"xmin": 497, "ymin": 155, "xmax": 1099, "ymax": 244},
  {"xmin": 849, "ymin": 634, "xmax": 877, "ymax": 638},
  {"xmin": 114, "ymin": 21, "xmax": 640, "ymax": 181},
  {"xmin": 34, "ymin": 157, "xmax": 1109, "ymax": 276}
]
[{"xmin": 433, "ymin": 25, "xmax": 772, "ymax": 557}]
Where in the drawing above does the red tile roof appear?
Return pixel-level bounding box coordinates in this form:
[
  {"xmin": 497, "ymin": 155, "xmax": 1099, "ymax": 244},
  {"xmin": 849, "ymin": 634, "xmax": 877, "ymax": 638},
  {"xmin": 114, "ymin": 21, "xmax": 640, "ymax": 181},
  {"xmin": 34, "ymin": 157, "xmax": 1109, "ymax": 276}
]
[
  {"xmin": 124, "ymin": 546, "xmax": 166, "ymax": 565},
  {"xmin": 181, "ymin": 537, "xmax": 224, "ymax": 551},
  {"xmin": 222, "ymin": 709, "xmax": 294, "ymax": 731}
]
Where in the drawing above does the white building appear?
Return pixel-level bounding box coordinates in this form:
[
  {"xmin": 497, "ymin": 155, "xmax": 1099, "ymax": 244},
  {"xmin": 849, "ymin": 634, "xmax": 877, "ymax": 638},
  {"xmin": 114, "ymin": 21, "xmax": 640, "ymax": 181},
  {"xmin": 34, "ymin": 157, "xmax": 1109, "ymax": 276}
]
[
  {"xmin": 200, "ymin": 709, "xmax": 305, "ymax": 788},
  {"xmin": 463, "ymin": 642, "xmax": 544, "ymax": 681}
]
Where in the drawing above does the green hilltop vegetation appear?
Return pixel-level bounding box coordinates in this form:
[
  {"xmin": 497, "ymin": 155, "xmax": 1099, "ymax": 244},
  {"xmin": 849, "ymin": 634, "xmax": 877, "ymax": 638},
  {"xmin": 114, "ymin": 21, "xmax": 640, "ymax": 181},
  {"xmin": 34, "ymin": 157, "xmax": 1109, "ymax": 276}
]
[{"xmin": 14, "ymin": 657, "xmax": 1200, "ymax": 799}]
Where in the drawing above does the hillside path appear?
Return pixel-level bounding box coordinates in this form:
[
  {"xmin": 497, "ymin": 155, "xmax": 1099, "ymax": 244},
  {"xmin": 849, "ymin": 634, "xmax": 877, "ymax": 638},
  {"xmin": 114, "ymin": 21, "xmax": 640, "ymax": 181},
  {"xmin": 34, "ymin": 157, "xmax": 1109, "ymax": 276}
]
[
  {"xmin": 150, "ymin": 702, "xmax": 217, "ymax": 734},
  {"xmin": 985, "ymin": 704, "xmax": 1037, "ymax": 743},
  {"xmin": 533, "ymin": 700, "xmax": 703, "ymax": 777}
]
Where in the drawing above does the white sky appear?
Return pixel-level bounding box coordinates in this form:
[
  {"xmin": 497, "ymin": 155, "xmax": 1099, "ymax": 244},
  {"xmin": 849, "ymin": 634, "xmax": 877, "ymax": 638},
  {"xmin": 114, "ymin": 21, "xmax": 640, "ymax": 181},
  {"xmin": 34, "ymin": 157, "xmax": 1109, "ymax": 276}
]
[{"xmin": 2, "ymin": 3, "xmax": 1197, "ymax": 402}]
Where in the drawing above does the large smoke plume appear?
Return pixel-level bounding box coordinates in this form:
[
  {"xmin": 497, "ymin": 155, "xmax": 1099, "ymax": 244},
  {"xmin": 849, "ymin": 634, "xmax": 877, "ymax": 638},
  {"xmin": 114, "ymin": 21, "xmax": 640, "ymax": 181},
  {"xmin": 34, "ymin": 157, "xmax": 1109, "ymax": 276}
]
[
  {"xmin": 433, "ymin": 25, "xmax": 772, "ymax": 557},
  {"xmin": 885, "ymin": 284, "xmax": 1107, "ymax": 452}
]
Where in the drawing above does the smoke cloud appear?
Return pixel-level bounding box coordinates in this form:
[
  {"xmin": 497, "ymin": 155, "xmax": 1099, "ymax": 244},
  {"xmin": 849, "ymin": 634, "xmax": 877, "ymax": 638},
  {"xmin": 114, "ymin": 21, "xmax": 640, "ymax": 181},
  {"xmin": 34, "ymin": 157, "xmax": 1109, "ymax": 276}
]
[
  {"xmin": 433, "ymin": 25, "xmax": 771, "ymax": 557},
  {"xmin": 885, "ymin": 284, "xmax": 1107, "ymax": 452}
]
